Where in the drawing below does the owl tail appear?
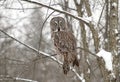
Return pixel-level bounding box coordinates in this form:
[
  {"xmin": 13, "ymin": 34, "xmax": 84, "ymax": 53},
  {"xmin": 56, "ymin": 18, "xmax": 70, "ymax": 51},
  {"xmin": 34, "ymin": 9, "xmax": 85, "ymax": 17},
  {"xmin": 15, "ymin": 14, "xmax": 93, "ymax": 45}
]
[
  {"xmin": 62, "ymin": 61, "xmax": 70, "ymax": 74},
  {"xmin": 73, "ymin": 57, "xmax": 79, "ymax": 67}
]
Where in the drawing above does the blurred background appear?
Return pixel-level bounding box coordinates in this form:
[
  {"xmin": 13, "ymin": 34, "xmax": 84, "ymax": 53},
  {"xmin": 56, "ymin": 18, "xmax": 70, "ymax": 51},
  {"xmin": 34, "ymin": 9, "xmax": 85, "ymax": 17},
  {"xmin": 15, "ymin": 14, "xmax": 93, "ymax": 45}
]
[{"xmin": 0, "ymin": 0, "xmax": 120, "ymax": 82}]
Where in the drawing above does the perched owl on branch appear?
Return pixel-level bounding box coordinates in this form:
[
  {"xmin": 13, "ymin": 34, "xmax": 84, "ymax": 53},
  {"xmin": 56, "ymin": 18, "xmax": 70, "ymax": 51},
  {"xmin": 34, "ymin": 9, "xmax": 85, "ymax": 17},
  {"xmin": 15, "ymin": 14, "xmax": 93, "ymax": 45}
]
[{"xmin": 50, "ymin": 17, "xmax": 79, "ymax": 74}]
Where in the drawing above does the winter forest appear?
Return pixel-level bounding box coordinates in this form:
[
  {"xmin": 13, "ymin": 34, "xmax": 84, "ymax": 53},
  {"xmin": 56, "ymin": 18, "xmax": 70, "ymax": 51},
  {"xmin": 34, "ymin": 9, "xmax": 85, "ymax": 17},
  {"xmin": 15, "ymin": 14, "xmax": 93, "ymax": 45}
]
[{"xmin": 0, "ymin": 0, "xmax": 120, "ymax": 82}]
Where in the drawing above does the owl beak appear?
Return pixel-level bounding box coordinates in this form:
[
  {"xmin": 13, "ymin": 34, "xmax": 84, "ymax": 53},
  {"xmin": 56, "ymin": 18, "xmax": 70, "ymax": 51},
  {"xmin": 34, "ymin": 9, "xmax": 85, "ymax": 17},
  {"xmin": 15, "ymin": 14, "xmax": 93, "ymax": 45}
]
[
  {"xmin": 58, "ymin": 26, "xmax": 60, "ymax": 31},
  {"xmin": 58, "ymin": 21, "xmax": 61, "ymax": 31}
]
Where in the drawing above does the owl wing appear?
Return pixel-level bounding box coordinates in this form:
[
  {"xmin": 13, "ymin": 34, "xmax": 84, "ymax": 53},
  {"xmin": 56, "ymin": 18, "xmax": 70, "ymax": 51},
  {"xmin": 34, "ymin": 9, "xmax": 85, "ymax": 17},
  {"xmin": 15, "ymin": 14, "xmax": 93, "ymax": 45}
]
[
  {"xmin": 54, "ymin": 31, "xmax": 79, "ymax": 71},
  {"xmin": 53, "ymin": 31, "xmax": 76, "ymax": 53}
]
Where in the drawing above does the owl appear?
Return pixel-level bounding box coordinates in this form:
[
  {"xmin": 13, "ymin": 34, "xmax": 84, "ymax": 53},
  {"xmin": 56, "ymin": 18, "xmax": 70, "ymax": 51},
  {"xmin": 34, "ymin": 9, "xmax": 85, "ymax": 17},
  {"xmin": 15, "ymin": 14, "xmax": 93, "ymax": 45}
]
[{"xmin": 50, "ymin": 17, "xmax": 79, "ymax": 74}]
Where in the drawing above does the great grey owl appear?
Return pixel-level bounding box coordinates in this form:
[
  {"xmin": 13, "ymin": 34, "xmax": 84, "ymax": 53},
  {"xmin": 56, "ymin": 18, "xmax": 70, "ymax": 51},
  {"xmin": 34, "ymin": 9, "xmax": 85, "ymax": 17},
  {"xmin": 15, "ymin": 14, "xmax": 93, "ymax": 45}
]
[{"xmin": 50, "ymin": 17, "xmax": 79, "ymax": 74}]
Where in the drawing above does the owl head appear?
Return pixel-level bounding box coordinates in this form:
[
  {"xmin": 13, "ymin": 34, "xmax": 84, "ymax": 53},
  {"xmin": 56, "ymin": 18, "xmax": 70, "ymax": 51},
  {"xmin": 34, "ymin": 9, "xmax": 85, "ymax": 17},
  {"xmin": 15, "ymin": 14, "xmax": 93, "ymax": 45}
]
[{"xmin": 50, "ymin": 17, "xmax": 67, "ymax": 32}]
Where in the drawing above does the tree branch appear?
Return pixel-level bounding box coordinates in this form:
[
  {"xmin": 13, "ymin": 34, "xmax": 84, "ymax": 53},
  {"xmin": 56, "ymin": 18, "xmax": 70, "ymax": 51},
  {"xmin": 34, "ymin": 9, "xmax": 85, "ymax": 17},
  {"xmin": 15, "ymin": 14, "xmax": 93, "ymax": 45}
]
[
  {"xmin": 77, "ymin": 47, "xmax": 97, "ymax": 57},
  {"xmin": 0, "ymin": 75, "xmax": 38, "ymax": 82},
  {"xmin": 21, "ymin": 0, "xmax": 90, "ymax": 27},
  {"xmin": 0, "ymin": 29, "xmax": 85, "ymax": 81}
]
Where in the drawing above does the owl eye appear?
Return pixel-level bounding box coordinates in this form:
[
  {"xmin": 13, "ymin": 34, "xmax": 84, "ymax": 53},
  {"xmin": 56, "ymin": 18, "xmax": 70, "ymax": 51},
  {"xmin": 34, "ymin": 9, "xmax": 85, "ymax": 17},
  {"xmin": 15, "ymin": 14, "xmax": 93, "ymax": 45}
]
[
  {"xmin": 54, "ymin": 21, "xmax": 58, "ymax": 26},
  {"xmin": 59, "ymin": 21, "xmax": 62, "ymax": 25}
]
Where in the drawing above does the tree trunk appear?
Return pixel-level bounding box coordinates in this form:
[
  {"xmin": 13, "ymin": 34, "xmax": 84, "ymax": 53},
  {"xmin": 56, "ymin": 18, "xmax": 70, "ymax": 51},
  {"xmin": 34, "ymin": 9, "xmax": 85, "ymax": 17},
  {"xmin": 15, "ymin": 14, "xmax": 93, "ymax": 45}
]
[
  {"xmin": 109, "ymin": 0, "xmax": 119, "ymax": 81},
  {"xmin": 105, "ymin": 0, "xmax": 119, "ymax": 81},
  {"xmin": 74, "ymin": 0, "xmax": 91, "ymax": 81}
]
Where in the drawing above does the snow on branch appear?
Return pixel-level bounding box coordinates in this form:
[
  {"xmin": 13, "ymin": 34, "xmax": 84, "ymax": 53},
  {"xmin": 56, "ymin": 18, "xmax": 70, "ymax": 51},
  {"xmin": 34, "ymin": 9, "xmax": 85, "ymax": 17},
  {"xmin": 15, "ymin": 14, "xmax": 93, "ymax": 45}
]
[
  {"xmin": 0, "ymin": 75, "xmax": 38, "ymax": 82},
  {"xmin": 112, "ymin": 2, "xmax": 117, "ymax": 8},
  {"xmin": 15, "ymin": 77, "xmax": 38, "ymax": 82},
  {"xmin": 96, "ymin": 49, "xmax": 113, "ymax": 71},
  {"xmin": 21, "ymin": 0, "xmax": 90, "ymax": 26},
  {"xmin": 0, "ymin": 29, "xmax": 85, "ymax": 81}
]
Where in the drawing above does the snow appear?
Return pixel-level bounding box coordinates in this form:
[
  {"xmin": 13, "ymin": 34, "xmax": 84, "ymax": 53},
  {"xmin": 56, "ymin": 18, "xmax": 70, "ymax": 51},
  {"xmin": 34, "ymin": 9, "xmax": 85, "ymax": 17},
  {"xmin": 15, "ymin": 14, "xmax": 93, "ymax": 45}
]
[
  {"xmin": 112, "ymin": 13, "xmax": 116, "ymax": 17},
  {"xmin": 81, "ymin": 73, "xmax": 85, "ymax": 82},
  {"xmin": 105, "ymin": 38, "xmax": 108, "ymax": 42},
  {"xmin": 16, "ymin": 77, "xmax": 38, "ymax": 82},
  {"xmin": 77, "ymin": 54, "xmax": 80, "ymax": 59},
  {"xmin": 87, "ymin": 68, "xmax": 90, "ymax": 73},
  {"xmin": 112, "ymin": 2, "xmax": 117, "ymax": 8},
  {"xmin": 92, "ymin": 7, "xmax": 102, "ymax": 24},
  {"xmin": 114, "ymin": 29, "xmax": 118, "ymax": 34},
  {"xmin": 84, "ymin": 16, "xmax": 92, "ymax": 22},
  {"xmin": 96, "ymin": 49, "xmax": 113, "ymax": 71},
  {"xmin": 76, "ymin": 0, "xmax": 81, "ymax": 4},
  {"xmin": 110, "ymin": 72, "xmax": 116, "ymax": 78}
]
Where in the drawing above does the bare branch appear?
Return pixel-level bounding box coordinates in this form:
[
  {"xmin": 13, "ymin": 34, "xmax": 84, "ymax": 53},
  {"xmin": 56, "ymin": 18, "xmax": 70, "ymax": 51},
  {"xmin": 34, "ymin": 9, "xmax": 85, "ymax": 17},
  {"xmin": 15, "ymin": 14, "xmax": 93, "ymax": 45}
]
[
  {"xmin": 4, "ymin": 7, "xmax": 42, "ymax": 10},
  {"xmin": 38, "ymin": 10, "xmax": 55, "ymax": 51},
  {"xmin": 21, "ymin": 0, "xmax": 90, "ymax": 27},
  {"xmin": 0, "ymin": 29, "xmax": 85, "ymax": 81},
  {"xmin": 77, "ymin": 47, "xmax": 97, "ymax": 57},
  {"xmin": 0, "ymin": 75, "xmax": 38, "ymax": 82}
]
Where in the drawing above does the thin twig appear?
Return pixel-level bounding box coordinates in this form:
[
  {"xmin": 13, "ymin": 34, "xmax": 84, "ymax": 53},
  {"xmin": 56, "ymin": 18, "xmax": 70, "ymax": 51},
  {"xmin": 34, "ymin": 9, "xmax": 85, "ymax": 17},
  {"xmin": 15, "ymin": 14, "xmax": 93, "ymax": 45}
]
[
  {"xmin": 17, "ymin": 0, "xmax": 24, "ymax": 12},
  {"xmin": 38, "ymin": 9, "xmax": 55, "ymax": 52},
  {"xmin": 4, "ymin": 7, "xmax": 42, "ymax": 10},
  {"xmin": 51, "ymin": 3, "xmax": 76, "ymax": 11},
  {"xmin": 77, "ymin": 47, "xmax": 97, "ymax": 57},
  {"xmin": 33, "ymin": 54, "xmax": 57, "ymax": 62},
  {"xmin": 38, "ymin": 0, "xmax": 52, "ymax": 51},
  {"xmin": 97, "ymin": 2, "xmax": 106, "ymax": 27}
]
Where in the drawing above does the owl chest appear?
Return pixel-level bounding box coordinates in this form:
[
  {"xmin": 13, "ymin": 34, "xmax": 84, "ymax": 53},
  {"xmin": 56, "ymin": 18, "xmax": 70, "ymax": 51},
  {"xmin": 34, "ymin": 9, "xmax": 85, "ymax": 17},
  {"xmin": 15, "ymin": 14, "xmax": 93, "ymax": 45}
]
[
  {"xmin": 53, "ymin": 32, "xmax": 75, "ymax": 52},
  {"xmin": 54, "ymin": 33, "xmax": 68, "ymax": 46}
]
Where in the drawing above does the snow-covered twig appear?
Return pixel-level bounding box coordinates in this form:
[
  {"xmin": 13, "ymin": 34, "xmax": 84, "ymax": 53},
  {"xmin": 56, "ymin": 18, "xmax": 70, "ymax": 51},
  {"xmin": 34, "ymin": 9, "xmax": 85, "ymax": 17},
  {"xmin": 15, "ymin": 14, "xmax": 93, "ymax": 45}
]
[{"xmin": 0, "ymin": 29, "xmax": 84, "ymax": 81}]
